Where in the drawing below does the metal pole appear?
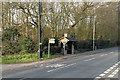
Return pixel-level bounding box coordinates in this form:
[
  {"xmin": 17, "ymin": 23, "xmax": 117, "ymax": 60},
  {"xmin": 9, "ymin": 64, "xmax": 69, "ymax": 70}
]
[
  {"xmin": 93, "ymin": 7, "xmax": 95, "ymax": 51},
  {"xmin": 48, "ymin": 42, "xmax": 50, "ymax": 58},
  {"xmin": 63, "ymin": 43, "xmax": 66, "ymax": 55},
  {"xmin": 38, "ymin": 0, "xmax": 42, "ymax": 58}
]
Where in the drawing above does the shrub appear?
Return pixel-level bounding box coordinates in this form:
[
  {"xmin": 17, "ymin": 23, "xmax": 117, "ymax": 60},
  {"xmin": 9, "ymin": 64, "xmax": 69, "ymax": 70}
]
[
  {"xmin": 2, "ymin": 41, "xmax": 21, "ymax": 55},
  {"xmin": 18, "ymin": 37, "xmax": 38, "ymax": 53},
  {"xmin": 51, "ymin": 46, "xmax": 61, "ymax": 54},
  {"xmin": 2, "ymin": 27, "xmax": 21, "ymax": 55},
  {"xmin": 74, "ymin": 39, "xmax": 115, "ymax": 53}
]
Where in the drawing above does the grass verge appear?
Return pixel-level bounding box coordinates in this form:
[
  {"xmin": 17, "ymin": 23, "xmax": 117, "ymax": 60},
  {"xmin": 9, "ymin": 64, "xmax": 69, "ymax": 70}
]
[{"xmin": 2, "ymin": 53, "xmax": 63, "ymax": 64}]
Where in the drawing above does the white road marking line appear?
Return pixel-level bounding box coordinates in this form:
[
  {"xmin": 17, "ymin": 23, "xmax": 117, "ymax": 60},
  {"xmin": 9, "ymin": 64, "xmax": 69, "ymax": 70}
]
[
  {"xmin": 106, "ymin": 69, "xmax": 112, "ymax": 72},
  {"xmin": 100, "ymin": 55, "xmax": 104, "ymax": 57},
  {"xmin": 110, "ymin": 52, "xmax": 113, "ymax": 53},
  {"xmin": 47, "ymin": 63, "xmax": 76, "ymax": 72},
  {"xmin": 112, "ymin": 72, "xmax": 117, "ymax": 75},
  {"xmin": 108, "ymin": 68, "xmax": 119, "ymax": 78},
  {"xmin": 91, "ymin": 58, "xmax": 95, "ymax": 60},
  {"xmin": 84, "ymin": 60, "xmax": 89, "ymax": 61},
  {"xmin": 84, "ymin": 58, "xmax": 95, "ymax": 61},
  {"xmin": 114, "ymin": 69, "xmax": 119, "ymax": 72},
  {"xmin": 100, "ymin": 54, "xmax": 108, "ymax": 57},
  {"xmin": 104, "ymin": 54, "xmax": 108, "ymax": 55},
  {"xmin": 113, "ymin": 65, "xmax": 117, "ymax": 68},
  {"xmin": 104, "ymin": 71, "xmax": 109, "ymax": 74},
  {"xmin": 108, "ymin": 74, "xmax": 114, "ymax": 78},
  {"xmin": 95, "ymin": 77, "xmax": 101, "ymax": 79},
  {"xmin": 99, "ymin": 74, "xmax": 105, "ymax": 77},
  {"xmin": 110, "ymin": 67, "xmax": 114, "ymax": 69},
  {"xmin": 46, "ymin": 64, "xmax": 65, "ymax": 68},
  {"xmin": 95, "ymin": 61, "xmax": 120, "ymax": 78}
]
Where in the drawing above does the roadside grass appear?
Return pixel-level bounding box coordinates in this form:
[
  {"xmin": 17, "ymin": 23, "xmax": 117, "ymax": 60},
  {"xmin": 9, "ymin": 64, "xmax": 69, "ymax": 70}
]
[{"xmin": 2, "ymin": 53, "xmax": 63, "ymax": 64}]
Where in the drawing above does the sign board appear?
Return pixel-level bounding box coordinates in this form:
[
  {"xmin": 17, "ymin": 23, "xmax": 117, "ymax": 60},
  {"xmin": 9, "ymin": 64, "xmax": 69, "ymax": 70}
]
[
  {"xmin": 64, "ymin": 33, "xmax": 67, "ymax": 37},
  {"xmin": 49, "ymin": 38, "xmax": 55, "ymax": 44},
  {"xmin": 60, "ymin": 38, "xmax": 68, "ymax": 44},
  {"xmin": 39, "ymin": 43, "xmax": 42, "ymax": 45}
]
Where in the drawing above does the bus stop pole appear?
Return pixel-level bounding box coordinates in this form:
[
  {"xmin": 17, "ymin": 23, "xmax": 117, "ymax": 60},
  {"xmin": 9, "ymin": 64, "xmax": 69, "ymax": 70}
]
[
  {"xmin": 63, "ymin": 43, "xmax": 66, "ymax": 55},
  {"xmin": 48, "ymin": 42, "xmax": 50, "ymax": 58}
]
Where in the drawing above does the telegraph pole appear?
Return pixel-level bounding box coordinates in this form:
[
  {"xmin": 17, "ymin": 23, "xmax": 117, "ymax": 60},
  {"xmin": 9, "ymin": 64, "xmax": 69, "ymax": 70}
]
[
  {"xmin": 38, "ymin": 0, "xmax": 42, "ymax": 58},
  {"xmin": 93, "ymin": 7, "xmax": 95, "ymax": 51}
]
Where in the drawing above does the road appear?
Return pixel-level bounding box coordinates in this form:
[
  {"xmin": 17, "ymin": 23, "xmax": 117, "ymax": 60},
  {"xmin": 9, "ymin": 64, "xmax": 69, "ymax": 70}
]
[{"xmin": 2, "ymin": 47, "xmax": 120, "ymax": 79}]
